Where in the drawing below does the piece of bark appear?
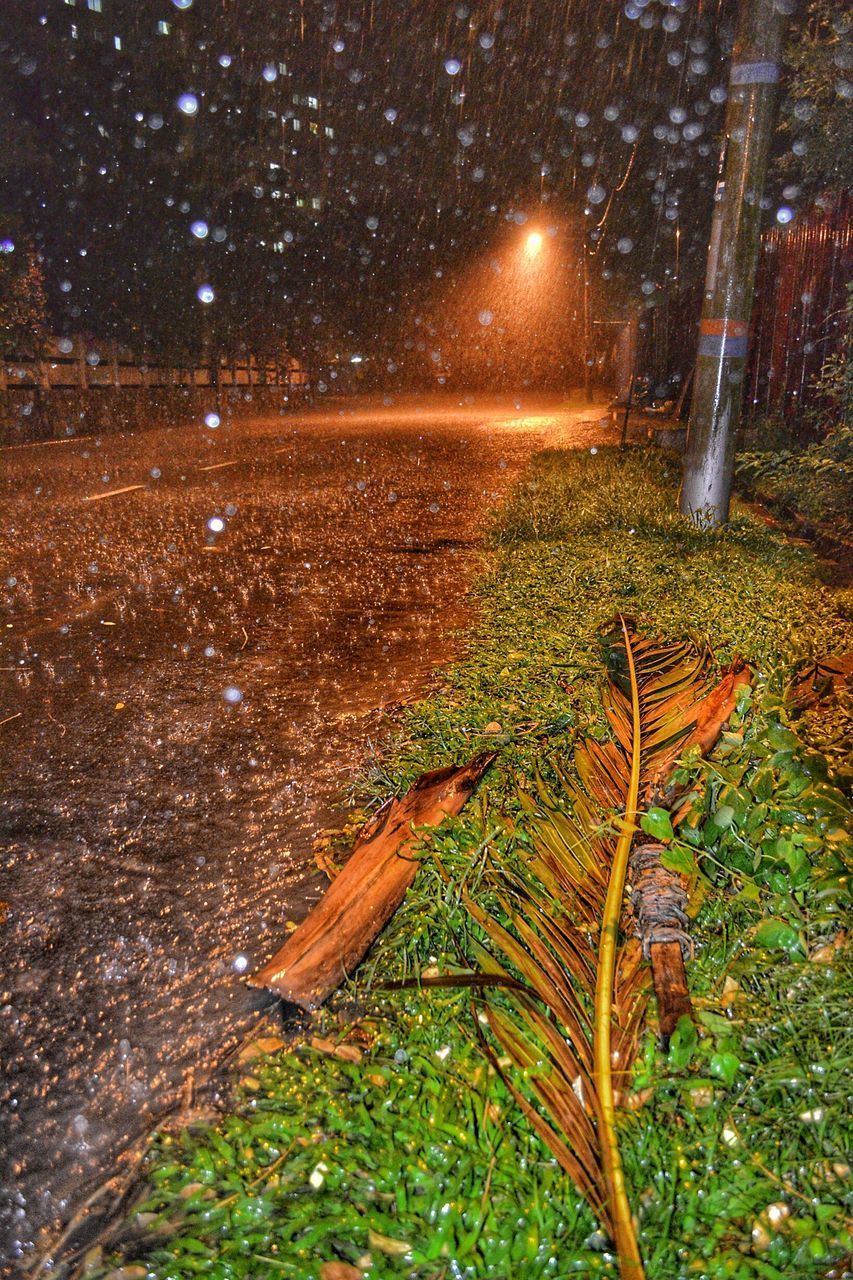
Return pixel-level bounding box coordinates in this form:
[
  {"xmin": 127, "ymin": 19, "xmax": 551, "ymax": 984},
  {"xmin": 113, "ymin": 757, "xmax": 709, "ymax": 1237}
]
[
  {"xmin": 248, "ymin": 752, "xmax": 497, "ymax": 1009},
  {"xmin": 629, "ymin": 842, "xmax": 695, "ymax": 1046},
  {"xmin": 649, "ymin": 941, "xmax": 692, "ymax": 1046}
]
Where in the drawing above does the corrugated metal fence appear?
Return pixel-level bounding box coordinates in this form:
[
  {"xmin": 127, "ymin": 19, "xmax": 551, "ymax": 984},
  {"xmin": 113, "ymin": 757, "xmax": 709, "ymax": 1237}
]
[{"xmin": 746, "ymin": 191, "xmax": 851, "ymax": 426}]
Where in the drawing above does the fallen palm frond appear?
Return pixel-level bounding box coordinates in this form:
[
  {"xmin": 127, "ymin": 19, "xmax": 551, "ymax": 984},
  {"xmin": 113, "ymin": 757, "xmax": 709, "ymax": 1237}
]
[{"xmin": 460, "ymin": 618, "xmax": 749, "ymax": 1279}]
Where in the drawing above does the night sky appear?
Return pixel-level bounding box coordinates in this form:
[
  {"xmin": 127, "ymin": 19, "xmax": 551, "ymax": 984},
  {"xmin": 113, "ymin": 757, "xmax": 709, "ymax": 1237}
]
[{"xmin": 0, "ymin": 0, "xmax": 806, "ymax": 375}]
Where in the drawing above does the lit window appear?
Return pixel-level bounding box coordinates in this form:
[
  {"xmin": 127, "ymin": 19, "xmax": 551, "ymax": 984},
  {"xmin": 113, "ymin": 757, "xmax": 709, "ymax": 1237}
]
[
  {"xmin": 113, "ymin": 34, "xmax": 121, "ymax": 48},
  {"xmin": 307, "ymin": 96, "xmax": 319, "ymax": 109},
  {"xmin": 157, "ymin": 20, "xmax": 170, "ymax": 33},
  {"xmin": 71, "ymin": 22, "xmax": 78, "ymax": 35},
  {"xmin": 292, "ymin": 118, "xmax": 300, "ymax": 130},
  {"xmin": 87, "ymin": 0, "xmax": 102, "ymax": 11},
  {"xmin": 324, "ymin": 126, "xmax": 334, "ymax": 138},
  {"xmin": 296, "ymin": 197, "xmax": 305, "ymax": 208},
  {"xmin": 309, "ymin": 121, "xmax": 319, "ymax": 134},
  {"xmin": 64, "ymin": 0, "xmax": 75, "ymax": 7},
  {"xmin": 311, "ymin": 196, "xmax": 322, "ymax": 210},
  {"xmin": 278, "ymin": 62, "xmax": 287, "ymax": 74},
  {"xmin": 292, "ymin": 93, "xmax": 300, "ymax": 105}
]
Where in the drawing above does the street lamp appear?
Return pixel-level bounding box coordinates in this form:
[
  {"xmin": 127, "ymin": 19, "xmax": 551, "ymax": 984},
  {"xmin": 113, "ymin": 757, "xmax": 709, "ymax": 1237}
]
[{"xmin": 525, "ymin": 230, "xmax": 543, "ymax": 256}]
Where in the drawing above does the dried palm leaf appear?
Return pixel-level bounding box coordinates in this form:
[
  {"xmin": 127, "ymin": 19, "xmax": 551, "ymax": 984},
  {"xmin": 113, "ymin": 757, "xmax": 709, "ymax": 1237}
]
[{"xmin": 460, "ymin": 618, "xmax": 749, "ymax": 1279}]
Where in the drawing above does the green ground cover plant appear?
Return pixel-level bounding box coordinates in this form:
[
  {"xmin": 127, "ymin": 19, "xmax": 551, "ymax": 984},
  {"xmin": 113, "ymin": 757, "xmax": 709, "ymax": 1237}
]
[
  {"xmin": 737, "ymin": 294, "xmax": 852, "ymax": 542},
  {"xmin": 736, "ymin": 421, "xmax": 853, "ymax": 543},
  {"xmin": 80, "ymin": 447, "xmax": 851, "ymax": 1280}
]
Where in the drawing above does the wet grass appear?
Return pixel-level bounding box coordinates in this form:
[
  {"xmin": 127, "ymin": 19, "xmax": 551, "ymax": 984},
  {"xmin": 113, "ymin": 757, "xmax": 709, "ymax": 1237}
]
[{"xmin": 80, "ymin": 445, "xmax": 851, "ymax": 1280}]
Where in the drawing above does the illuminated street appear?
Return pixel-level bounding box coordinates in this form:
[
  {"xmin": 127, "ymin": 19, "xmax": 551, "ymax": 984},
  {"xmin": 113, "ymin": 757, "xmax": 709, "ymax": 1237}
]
[{"xmin": 0, "ymin": 394, "xmax": 614, "ymax": 1251}]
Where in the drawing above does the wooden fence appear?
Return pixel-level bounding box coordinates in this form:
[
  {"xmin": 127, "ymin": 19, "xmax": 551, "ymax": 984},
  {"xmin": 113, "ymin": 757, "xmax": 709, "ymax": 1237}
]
[{"xmin": 1, "ymin": 340, "xmax": 309, "ymax": 393}]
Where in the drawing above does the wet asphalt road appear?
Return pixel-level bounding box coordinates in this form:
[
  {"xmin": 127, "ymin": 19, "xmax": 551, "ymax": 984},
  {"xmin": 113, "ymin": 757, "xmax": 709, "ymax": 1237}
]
[{"xmin": 0, "ymin": 392, "xmax": 612, "ymax": 1268}]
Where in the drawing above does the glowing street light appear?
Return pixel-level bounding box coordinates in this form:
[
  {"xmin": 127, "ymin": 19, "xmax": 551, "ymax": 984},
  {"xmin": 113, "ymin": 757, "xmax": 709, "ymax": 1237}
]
[{"xmin": 525, "ymin": 230, "xmax": 543, "ymax": 256}]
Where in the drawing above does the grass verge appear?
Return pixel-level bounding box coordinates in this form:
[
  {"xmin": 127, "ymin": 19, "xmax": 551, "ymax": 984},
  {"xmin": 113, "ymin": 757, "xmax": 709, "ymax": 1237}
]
[{"xmin": 80, "ymin": 446, "xmax": 851, "ymax": 1280}]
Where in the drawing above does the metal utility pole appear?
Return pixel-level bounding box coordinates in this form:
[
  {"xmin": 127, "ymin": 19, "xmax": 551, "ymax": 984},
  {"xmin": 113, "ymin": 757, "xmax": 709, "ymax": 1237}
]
[
  {"xmin": 679, "ymin": 0, "xmax": 787, "ymax": 526},
  {"xmin": 583, "ymin": 239, "xmax": 593, "ymax": 403}
]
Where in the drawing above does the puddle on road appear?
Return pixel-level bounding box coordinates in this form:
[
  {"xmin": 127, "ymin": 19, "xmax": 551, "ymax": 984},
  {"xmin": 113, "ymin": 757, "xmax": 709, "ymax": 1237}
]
[{"xmin": 0, "ymin": 402, "xmax": 610, "ymax": 1266}]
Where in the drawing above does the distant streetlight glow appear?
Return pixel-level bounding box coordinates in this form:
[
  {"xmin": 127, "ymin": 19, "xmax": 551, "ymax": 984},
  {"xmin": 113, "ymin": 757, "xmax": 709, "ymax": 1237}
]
[{"xmin": 525, "ymin": 231, "xmax": 543, "ymax": 256}]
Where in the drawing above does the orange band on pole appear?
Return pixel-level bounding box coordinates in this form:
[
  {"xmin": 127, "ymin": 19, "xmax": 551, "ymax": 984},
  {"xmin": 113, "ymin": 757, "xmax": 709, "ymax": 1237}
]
[{"xmin": 699, "ymin": 318, "xmax": 749, "ymax": 337}]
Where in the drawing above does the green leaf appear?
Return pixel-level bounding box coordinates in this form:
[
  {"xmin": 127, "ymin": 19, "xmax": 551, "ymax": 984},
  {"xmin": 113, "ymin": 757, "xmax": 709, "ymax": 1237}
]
[
  {"xmin": 640, "ymin": 807, "xmax": 674, "ymax": 841},
  {"xmin": 709, "ymin": 1051, "xmax": 741, "ymax": 1087},
  {"xmin": 754, "ymin": 918, "xmax": 806, "ymax": 958},
  {"xmin": 659, "ymin": 844, "xmax": 698, "ymax": 876},
  {"xmin": 767, "ymin": 723, "xmax": 798, "ymax": 751},
  {"xmin": 668, "ymin": 1015, "xmax": 698, "ymax": 1070},
  {"xmin": 711, "ymin": 804, "xmax": 735, "ymax": 830}
]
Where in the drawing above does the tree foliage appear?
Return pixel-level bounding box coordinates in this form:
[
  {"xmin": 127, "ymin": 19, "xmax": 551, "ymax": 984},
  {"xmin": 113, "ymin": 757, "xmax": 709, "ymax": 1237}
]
[
  {"xmin": 0, "ymin": 236, "xmax": 47, "ymax": 353},
  {"xmin": 780, "ymin": 0, "xmax": 853, "ymax": 193}
]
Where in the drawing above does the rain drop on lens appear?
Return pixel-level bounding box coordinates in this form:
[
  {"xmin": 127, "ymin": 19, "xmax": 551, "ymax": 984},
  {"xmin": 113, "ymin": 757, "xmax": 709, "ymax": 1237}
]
[
  {"xmin": 190, "ymin": 221, "xmax": 208, "ymax": 239},
  {"xmin": 177, "ymin": 93, "xmax": 199, "ymax": 116},
  {"xmin": 197, "ymin": 284, "xmax": 215, "ymax": 304},
  {"xmin": 223, "ymin": 686, "xmax": 243, "ymax": 704},
  {"xmin": 204, "ymin": 412, "xmax": 220, "ymax": 428}
]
